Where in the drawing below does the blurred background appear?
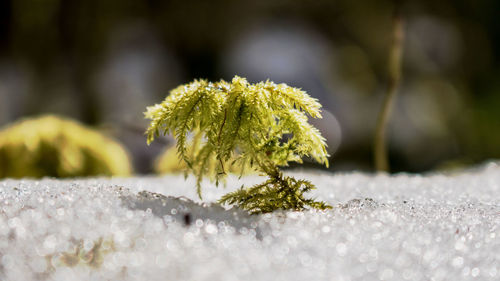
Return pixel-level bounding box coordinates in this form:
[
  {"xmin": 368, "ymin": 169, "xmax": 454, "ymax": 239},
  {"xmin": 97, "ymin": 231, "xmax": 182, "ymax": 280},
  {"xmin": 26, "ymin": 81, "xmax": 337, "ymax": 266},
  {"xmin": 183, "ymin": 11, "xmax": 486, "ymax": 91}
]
[{"xmin": 0, "ymin": 0, "xmax": 499, "ymax": 175}]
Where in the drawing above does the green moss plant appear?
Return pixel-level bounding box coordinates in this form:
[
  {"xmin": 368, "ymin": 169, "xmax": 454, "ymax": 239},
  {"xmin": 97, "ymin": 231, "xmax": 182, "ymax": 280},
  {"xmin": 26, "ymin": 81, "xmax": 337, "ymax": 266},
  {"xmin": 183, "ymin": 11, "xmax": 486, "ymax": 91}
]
[
  {"xmin": 145, "ymin": 76, "xmax": 331, "ymax": 214},
  {"xmin": 0, "ymin": 115, "xmax": 132, "ymax": 178}
]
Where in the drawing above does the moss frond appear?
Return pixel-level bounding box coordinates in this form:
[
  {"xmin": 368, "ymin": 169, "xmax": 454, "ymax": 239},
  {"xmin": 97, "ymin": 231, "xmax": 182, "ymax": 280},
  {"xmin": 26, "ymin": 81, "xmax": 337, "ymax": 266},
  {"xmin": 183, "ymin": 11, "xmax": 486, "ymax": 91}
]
[{"xmin": 145, "ymin": 75, "xmax": 331, "ymax": 211}]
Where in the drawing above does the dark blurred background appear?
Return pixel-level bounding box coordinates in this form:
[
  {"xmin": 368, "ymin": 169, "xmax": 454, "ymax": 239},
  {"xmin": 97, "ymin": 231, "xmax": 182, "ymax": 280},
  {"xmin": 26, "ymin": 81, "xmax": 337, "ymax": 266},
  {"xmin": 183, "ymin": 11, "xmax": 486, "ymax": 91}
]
[{"xmin": 0, "ymin": 0, "xmax": 499, "ymax": 174}]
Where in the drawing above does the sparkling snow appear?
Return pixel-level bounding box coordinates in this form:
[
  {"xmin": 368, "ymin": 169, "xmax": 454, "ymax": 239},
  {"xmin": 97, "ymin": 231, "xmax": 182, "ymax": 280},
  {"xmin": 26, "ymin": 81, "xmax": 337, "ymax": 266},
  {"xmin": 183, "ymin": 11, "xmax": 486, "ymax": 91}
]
[{"xmin": 0, "ymin": 163, "xmax": 499, "ymax": 280}]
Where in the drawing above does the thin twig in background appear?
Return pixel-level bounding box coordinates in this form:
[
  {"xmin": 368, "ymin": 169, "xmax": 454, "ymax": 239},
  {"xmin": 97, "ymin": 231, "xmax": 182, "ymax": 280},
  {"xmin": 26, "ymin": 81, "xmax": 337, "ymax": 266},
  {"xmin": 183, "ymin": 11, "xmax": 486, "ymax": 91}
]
[{"xmin": 374, "ymin": 9, "xmax": 404, "ymax": 172}]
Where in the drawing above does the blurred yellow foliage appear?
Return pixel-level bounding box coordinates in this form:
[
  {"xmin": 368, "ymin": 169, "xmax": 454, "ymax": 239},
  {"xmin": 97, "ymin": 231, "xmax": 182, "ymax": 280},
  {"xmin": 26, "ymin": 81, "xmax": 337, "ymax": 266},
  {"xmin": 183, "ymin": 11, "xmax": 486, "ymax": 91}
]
[
  {"xmin": 154, "ymin": 145, "xmax": 189, "ymax": 174},
  {"xmin": 154, "ymin": 139, "xmax": 254, "ymax": 176},
  {"xmin": 0, "ymin": 115, "xmax": 132, "ymax": 178}
]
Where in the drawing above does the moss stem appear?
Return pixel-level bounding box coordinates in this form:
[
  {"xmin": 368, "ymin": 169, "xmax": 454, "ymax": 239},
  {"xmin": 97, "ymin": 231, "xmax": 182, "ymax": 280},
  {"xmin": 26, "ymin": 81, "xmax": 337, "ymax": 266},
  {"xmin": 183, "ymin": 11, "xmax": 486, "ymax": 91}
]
[{"xmin": 374, "ymin": 9, "xmax": 404, "ymax": 172}]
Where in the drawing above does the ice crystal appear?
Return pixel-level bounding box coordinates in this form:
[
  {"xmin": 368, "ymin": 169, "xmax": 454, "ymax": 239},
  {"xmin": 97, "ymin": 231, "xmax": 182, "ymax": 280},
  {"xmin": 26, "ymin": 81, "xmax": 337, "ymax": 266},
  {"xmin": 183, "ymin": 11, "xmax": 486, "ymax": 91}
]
[{"xmin": 0, "ymin": 163, "xmax": 499, "ymax": 280}]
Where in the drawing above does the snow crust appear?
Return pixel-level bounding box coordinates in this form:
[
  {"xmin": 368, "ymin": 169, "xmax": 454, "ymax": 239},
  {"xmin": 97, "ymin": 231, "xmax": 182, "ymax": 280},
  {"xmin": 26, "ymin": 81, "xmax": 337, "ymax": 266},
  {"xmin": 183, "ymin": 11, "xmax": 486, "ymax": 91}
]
[{"xmin": 1, "ymin": 163, "xmax": 499, "ymax": 280}]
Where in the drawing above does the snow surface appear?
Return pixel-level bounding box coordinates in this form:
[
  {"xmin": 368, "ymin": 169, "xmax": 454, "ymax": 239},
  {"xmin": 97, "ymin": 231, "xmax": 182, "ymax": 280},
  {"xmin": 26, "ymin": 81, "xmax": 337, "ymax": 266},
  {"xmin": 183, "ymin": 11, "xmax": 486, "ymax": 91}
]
[{"xmin": 1, "ymin": 163, "xmax": 499, "ymax": 281}]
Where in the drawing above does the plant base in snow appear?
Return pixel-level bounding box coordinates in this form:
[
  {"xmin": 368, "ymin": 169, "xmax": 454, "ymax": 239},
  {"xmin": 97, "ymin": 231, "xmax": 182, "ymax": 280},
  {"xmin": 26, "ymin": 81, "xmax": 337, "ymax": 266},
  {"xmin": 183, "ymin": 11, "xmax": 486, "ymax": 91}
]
[{"xmin": 219, "ymin": 166, "xmax": 331, "ymax": 214}]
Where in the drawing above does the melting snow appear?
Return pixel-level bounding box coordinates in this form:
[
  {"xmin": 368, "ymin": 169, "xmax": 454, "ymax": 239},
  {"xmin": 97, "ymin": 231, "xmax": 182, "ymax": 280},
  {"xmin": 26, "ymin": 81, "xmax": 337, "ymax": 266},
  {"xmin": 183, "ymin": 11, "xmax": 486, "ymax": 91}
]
[{"xmin": 0, "ymin": 163, "xmax": 499, "ymax": 280}]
